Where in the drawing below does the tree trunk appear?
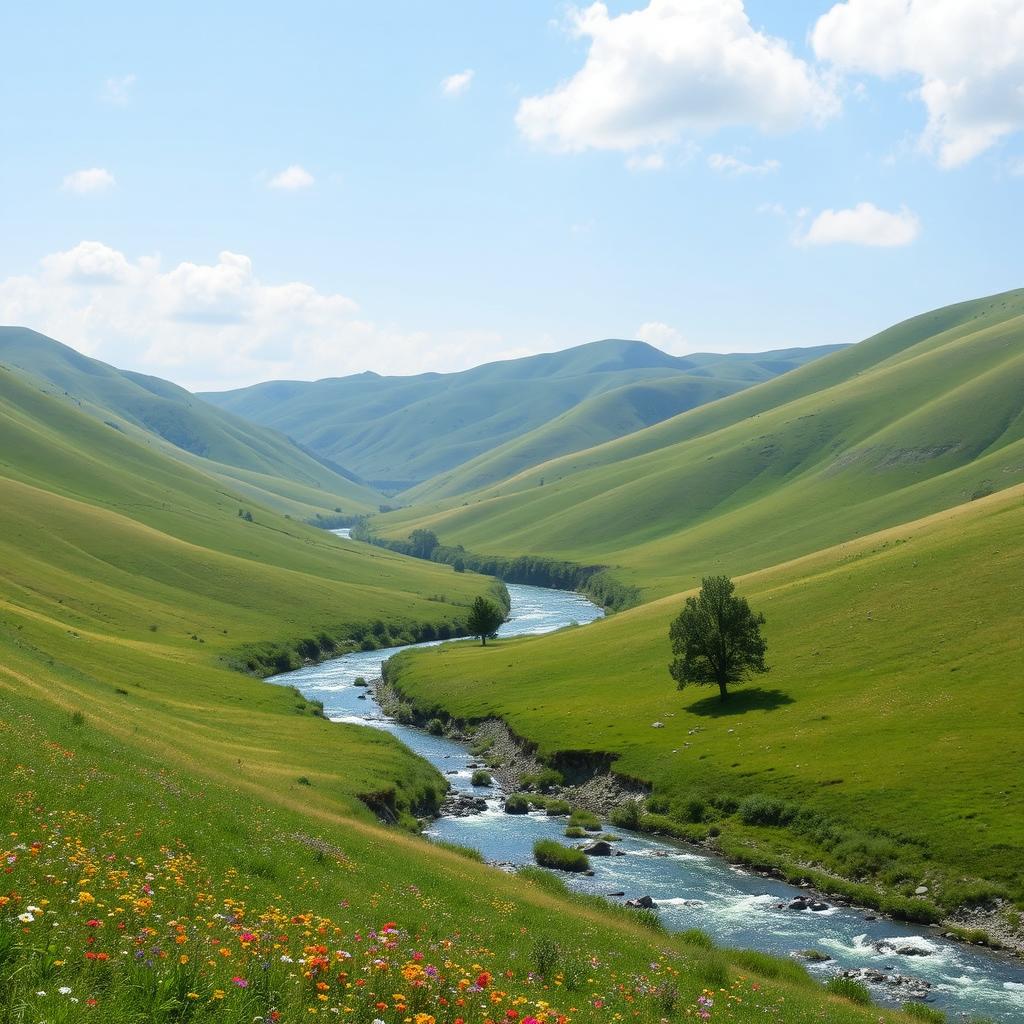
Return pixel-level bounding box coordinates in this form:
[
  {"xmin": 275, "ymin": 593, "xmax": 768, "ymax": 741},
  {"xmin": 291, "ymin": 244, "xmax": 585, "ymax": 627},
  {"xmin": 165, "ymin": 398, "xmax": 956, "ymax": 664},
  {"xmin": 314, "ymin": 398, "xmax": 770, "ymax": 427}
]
[{"xmin": 718, "ymin": 680, "xmax": 729, "ymax": 701}]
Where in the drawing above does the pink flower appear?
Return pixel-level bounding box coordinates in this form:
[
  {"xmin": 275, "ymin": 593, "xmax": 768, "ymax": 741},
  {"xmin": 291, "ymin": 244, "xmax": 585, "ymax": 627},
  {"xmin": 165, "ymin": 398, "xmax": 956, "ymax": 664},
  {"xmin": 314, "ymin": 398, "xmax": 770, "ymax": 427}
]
[{"xmin": 232, "ymin": 976, "xmax": 248, "ymax": 988}]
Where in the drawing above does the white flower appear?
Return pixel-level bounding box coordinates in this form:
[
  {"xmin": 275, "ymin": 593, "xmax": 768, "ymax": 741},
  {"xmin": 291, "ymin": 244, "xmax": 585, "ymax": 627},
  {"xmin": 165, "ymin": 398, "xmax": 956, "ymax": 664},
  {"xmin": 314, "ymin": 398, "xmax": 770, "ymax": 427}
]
[
  {"xmin": 27, "ymin": 905, "xmax": 42, "ymax": 913},
  {"xmin": 36, "ymin": 990, "xmax": 46, "ymax": 996},
  {"xmin": 18, "ymin": 912, "xmax": 34, "ymax": 923},
  {"xmin": 280, "ymin": 954, "xmax": 293, "ymax": 962},
  {"xmin": 59, "ymin": 986, "xmax": 72, "ymax": 995}
]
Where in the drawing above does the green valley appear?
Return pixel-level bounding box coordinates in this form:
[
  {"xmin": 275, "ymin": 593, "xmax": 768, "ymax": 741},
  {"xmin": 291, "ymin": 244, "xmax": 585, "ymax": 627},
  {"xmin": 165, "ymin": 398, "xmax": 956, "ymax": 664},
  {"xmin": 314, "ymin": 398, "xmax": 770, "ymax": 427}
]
[{"xmin": 203, "ymin": 340, "xmax": 843, "ymax": 492}]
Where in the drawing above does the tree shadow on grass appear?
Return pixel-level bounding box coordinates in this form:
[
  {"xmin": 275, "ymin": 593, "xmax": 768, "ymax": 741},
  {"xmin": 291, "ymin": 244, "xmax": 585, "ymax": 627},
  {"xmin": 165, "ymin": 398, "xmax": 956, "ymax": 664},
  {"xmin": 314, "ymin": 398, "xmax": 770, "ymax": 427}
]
[{"xmin": 684, "ymin": 688, "xmax": 794, "ymax": 718}]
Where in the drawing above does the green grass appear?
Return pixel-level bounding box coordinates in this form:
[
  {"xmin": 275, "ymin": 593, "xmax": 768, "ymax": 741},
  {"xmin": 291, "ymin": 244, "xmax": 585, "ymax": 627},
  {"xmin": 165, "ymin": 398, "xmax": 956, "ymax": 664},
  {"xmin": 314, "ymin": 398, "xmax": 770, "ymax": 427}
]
[
  {"xmin": 0, "ymin": 327, "xmax": 382, "ymax": 518},
  {"xmin": 533, "ymin": 839, "xmax": 590, "ymax": 872},
  {"xmin": 203, "ymin": 338, "xmax": 841, "ymax": 491},
  {"xmin": 386, "ymin": 484, "xmax": 1024, "ymax": 910},
  {"xmin": 379, "ymin": 289, "xmax": 1024, "ymax": 598}
]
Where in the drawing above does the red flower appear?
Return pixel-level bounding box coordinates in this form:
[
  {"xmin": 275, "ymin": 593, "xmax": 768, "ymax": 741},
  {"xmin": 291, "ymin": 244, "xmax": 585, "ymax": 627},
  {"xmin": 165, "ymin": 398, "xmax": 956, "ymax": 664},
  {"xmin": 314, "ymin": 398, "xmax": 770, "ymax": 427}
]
[{"xmin": 476, "ymin": 972, "xmax": 491, "ymax": 989}]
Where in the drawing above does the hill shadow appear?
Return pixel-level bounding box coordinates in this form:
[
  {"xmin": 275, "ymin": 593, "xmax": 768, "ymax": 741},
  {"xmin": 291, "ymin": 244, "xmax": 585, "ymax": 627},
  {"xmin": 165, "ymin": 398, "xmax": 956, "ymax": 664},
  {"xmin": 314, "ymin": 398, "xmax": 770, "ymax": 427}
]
[{"xmin": 684, "ymin": 688, "xmax": 794, "ymax": 718}]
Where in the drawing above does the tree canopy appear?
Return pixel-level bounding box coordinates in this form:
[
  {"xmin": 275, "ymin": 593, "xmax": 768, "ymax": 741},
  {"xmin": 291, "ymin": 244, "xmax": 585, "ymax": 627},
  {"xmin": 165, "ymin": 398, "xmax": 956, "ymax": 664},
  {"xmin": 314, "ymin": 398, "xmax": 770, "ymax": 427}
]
[
  {"xmin": 668, "ymin": 575, "xmax": 768, "ymax": 701},
  {"xmin": 466, "ymin": 596, "xmax": 504, "ymax": 646}
]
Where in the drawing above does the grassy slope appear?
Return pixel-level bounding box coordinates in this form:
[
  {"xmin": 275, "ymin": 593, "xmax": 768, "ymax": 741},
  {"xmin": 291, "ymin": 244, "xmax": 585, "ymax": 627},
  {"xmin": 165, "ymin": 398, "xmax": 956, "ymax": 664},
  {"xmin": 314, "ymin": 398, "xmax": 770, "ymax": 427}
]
[
  {"xmin": 0, "ymin": 367, "xmax": 901, "ymax": 1024},
  {"xmin": 0, "ymin": 365, "xmax": 493, "ymax": 675},
  {"xmin": 404, "ymin": 375, "xmax": 746, "ymax": 502},
  {"xmin": 379, "ymin": 290, "xmax": 1024, "ymax": 597},
  {"xmin": 0, "ymin": 327, "xmax": 382, "ymax": 518},
  {"xmin": 388, "ymin": 485, "xmax": 1024, "ymax": 911},
  {"xmin": 203, "ymin": 340, "xmax": 843, "ymax": 488}
]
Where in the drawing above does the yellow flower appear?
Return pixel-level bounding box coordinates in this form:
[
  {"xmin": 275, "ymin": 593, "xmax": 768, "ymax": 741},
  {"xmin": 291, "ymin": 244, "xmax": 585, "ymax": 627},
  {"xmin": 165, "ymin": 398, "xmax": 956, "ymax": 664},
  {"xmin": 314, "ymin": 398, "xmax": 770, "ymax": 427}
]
[
  {"xmin": 212, "ymin": 990, "xmax": 225, "ymax": 1000},
  {"xmin": 77, "ymin": 892, "xmax": 95, "ymax": 904},
  {"xmin": 186, "ymin": 993, "xmax": 199, "ymax": 1000},
  {"xmin": 179, "ymin": 954, "xmax": 189, "ymax": 964}
]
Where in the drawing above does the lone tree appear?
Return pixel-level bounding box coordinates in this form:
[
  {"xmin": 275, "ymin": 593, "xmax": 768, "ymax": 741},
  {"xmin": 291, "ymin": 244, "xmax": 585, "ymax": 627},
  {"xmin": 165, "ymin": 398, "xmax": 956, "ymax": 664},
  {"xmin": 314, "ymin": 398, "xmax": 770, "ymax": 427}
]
[
  {"xmin": 668, "ymin": 575, "xmax": 768, "ymax": 701},
  {"xmin": 466, "ymin": 596, "xmax": 504, "ymax": 646},
  {"xmin": 408, "ymin": 529, "xmax": 440, "ymax": 560}
]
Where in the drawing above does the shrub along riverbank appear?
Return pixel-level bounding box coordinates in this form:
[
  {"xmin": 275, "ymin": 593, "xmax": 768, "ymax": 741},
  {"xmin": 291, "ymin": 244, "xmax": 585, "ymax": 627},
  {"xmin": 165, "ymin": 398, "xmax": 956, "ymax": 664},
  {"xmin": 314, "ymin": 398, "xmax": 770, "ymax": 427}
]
[{"xmin": 352, "ymin": 524, "xmax": 641, "ymax": 611}]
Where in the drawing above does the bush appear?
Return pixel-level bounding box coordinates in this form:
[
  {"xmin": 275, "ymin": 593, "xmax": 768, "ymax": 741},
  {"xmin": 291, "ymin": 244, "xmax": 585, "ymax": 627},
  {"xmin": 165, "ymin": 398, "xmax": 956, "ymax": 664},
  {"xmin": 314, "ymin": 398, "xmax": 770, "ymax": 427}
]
[
  {"xmin": 394, "ymin": 703, "xmax": 415, "ymax": 725},
  {"xmin": 901, "ymin": 1004, "xmax": 946, "ymax": 1022},
  {"xmin": 545, "ymin": 799, "xmax": 571, "ymax": 816},
  {"xmin": 569, "ymin": 809, "xmax": 601, "ymax": 831},
  {"xmin": 678, "ymin": 928, "xmax": 716, "ymax": 949},
  {"xmin": 645, "ymin": 794, "xmax": 670, "ymax": 814},
  {"xmin": 738, "ymin": 793, "xmax": 797, "ymax": 826},
  {"xmin": 427, "ymin": 718, "xmax": 445, "ymax": 736},
  {"xmin": 70, "ymin": 710, "xmax": 85, "ymax": 727},
  {"xmin": 504, "ymin": 793, "xmax": 530, "ymax": 814},
  {"xmin": 296, "ymin": 776, "xmax": 311, "ymax": 786},
  {"xmin": 824, "ymin": 977, "xmax": 872, "ymax": 1006},
  {"xmin": 531, "ymin": 935, "xmax": 559, "ymax": 979},
  {"xmin": 533, "ymin": 839, "xmax": 589, "ymax": 872},
  {"xmin": 673, "ymin": 795, "xmax": 709, "ymax": 824},
  {"xmin": 471, "ymin": 769, "xmax": 492, "ymax": 786},
  {"xmin": 522, "ymin": 767, "xmax": 564, "ymax": 793},
  {"xmin": 564, "ymin": 826, "xmax": 587, "ymax": 838},
  {"xmin": 610, "ymin": 800, "xmax": 643, "ymax": 830}
]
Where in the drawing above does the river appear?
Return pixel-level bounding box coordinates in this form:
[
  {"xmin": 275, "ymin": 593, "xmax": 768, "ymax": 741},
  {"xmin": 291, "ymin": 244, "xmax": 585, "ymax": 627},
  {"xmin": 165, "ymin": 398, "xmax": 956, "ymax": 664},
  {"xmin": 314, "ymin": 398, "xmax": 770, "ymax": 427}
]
[{"xmin": 271, "ymin": 569, "xmax": 1024, "ymax": 1022}]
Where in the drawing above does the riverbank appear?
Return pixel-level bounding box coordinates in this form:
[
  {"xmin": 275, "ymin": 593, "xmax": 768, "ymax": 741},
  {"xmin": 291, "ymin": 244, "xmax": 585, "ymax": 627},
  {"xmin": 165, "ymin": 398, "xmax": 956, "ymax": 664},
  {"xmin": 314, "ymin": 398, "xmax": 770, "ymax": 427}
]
[{"xmin": 382, "ymin": 659, "xmax": 1024, "ymax": 966}]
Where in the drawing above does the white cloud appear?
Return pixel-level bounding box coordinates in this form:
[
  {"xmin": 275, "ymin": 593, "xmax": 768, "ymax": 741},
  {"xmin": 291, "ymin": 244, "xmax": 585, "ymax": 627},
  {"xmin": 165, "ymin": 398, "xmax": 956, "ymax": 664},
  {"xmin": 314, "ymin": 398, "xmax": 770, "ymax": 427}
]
[
  {"xmin": 441, "ymin": 69, "xmax": 475, "ymax": 97},
  {"xmin": 797, "ymin": 202, "xmax": 920, "ymax": 247},
  {"xmin": 61, "ymin": 168, "xmax": 116, "ymax": 194},
  {"xmin": 516, "ymin": 0, "xmax": 838, "ymax": 152},
  {"xmin": 0, "ymin": 242, "xmax": 503, "ymax": 390},
  {"xmin": 102, "ymin": 74, "xmax": 136, "ymax": 106},
  {"xmin": 268, "ymin": 165, "xmax": 314, "ymax": 190},
  {"xmin": 708, "ymin": 153, "xmax": 780, "ymax": 175},
  {"xmin": 626, "ymin": 153, "xmax": 665, "ymax": 172},
  {"xmin": 635, "ymin": 320, "xmax": 687, "ymax": 352},
  {"xmin": 813, "ymin": 0, "xmax": 1024, "ymax": 167}
]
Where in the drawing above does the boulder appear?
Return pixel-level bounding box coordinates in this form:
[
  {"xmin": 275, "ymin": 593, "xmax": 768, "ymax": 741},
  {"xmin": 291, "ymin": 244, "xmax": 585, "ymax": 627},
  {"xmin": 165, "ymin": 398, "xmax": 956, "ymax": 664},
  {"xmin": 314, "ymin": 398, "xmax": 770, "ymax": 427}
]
[
  {"xmin": 788, "ymin": 898, "xmax": 810, "ymax": 911},
  {"xmin": 626, "ymin": 895, "xmax": 656, "ymax": 909},
  {"xmin": 582, "ymin": 841, "xmax": 612, "ymax": 856}
]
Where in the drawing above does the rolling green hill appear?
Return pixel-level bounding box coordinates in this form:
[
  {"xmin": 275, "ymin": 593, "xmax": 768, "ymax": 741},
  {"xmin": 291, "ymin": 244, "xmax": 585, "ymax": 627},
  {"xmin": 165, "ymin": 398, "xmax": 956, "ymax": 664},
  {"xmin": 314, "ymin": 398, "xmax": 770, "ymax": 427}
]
[
  {"xmin": 388, "ymin": 483, "xmax": 1024, "ymax": 918},
  {"xmin": 0, "ymin": 326, "xmax": 383, "ymax": 518},
  {"xmin": 378, "ymin": 289, "xmax": 1024, "ymax": 598},
  {"xmin": 203, "ymin": 339, "xmax": 844, "ymax": 491},
  {"xmin": 0, "ymin": 345, "xmax": 904, "ymax": 1024},
  {"xmin": 0, "ymin": 363, "xmax": 497, "ymax": 676}
]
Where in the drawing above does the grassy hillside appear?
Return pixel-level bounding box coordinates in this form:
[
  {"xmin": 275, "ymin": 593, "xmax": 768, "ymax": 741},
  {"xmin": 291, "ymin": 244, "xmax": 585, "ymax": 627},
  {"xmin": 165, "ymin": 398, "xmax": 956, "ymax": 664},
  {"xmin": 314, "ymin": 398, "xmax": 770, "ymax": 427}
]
[
  {"xmin": 405, "ymin": 375, "xmax": 745, "ymax": 502},
  {"xmin": 0, "ymin": 351, "xmax": 905, "ymax": 1024},
  {"xmin": 0, "ymin": 327, "xmax": 382, "ymax": 518},
  {"xmin": 379, "ymin": 290, "xmax": 1024, "ymax": 597},
  {"xmin": 387, "ymin": 484, "xmax": 1024, "ymax": 918},
  {"xmin": 0, "ymin": 364, "xmax": 497, "ymax": 677},
  {"xmin": 203, "ymin": 340, "xmax": 843, "ymax": 490}
]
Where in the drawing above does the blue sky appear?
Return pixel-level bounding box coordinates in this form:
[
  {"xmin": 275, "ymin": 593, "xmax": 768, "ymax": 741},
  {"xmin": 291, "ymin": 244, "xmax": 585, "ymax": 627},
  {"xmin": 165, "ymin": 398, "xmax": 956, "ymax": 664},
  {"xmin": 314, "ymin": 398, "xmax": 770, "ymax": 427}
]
[{"xmin": 1, "ymin": 1, "xmax": 1022, "ymax": 389}]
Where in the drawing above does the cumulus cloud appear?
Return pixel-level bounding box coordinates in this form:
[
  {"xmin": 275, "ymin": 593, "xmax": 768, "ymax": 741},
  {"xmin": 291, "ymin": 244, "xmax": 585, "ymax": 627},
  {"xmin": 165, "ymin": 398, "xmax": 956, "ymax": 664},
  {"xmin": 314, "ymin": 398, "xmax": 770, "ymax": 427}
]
[
  {"xmin": 708, "ymin": 153, "xmax": 780, "ymax": 175},
  {"xmin": 102, "ymin": 74, "xmax": 136, "ymax": 106},
  {"xmin": 813, "ymin": 0, "xmax": 1024, "ymax": 167},
  {"xmin": 62, "ymin": 168, "xmax": 116, "ymax": 194},
  {"xmin": 268, "ymin": 165, "xmax": 314, "ymax": 190},
  {"xmin": 797, "ymin": 202, "xmax": 920, "ymax": 247},
  {"xmin": 635, "ymin": 320, "xmax": 687, "ymax": 352},
  {"xmin": 441, "ymin": 69, "xmax": 475, "ymax": 97},
  {"xmin": 516, "ymin": 0, "xmax": 837, "ymax": 152},
  {"xmin": 0, "ymin": 242, "xmax": 504, "ymax": 390}
]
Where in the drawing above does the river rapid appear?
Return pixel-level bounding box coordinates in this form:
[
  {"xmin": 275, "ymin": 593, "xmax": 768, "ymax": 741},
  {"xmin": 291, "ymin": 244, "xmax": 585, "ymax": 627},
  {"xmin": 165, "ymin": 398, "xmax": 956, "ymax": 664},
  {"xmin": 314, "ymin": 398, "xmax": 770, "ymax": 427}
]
[{"xmin": 271, "ymin": 562, "xmax": 1023, "ymax": 1021}]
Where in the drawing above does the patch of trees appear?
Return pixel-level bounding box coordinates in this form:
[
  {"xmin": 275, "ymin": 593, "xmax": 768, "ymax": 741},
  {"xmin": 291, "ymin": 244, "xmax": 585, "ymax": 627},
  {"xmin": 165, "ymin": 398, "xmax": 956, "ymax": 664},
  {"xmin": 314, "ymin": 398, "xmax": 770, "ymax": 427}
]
[{"xmin": 352, "ymin": 526, "xmax": 640, "ymax": 611}]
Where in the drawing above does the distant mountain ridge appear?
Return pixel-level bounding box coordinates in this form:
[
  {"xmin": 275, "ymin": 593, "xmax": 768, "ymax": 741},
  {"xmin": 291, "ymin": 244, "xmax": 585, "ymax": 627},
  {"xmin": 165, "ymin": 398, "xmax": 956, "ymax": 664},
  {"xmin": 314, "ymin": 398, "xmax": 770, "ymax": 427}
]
[
  {"xmin": 0, "ymin": 327, "xmax": 382, "ymax": 518},
  {"xmin": 202, "ymin": 338, "xmax": 846, "ymax": 492}
]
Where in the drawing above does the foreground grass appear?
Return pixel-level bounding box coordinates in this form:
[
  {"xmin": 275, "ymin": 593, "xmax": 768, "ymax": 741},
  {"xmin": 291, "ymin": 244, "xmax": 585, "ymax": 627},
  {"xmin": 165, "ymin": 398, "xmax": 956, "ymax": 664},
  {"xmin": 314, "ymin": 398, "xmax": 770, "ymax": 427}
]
[
  {"xmin": 0, "ymin": 673, "xmax": 914, "ymax": 1024},
  {"xmin": 387, "ymin": 486, "xmax": 1024, "ymax": 914}
]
